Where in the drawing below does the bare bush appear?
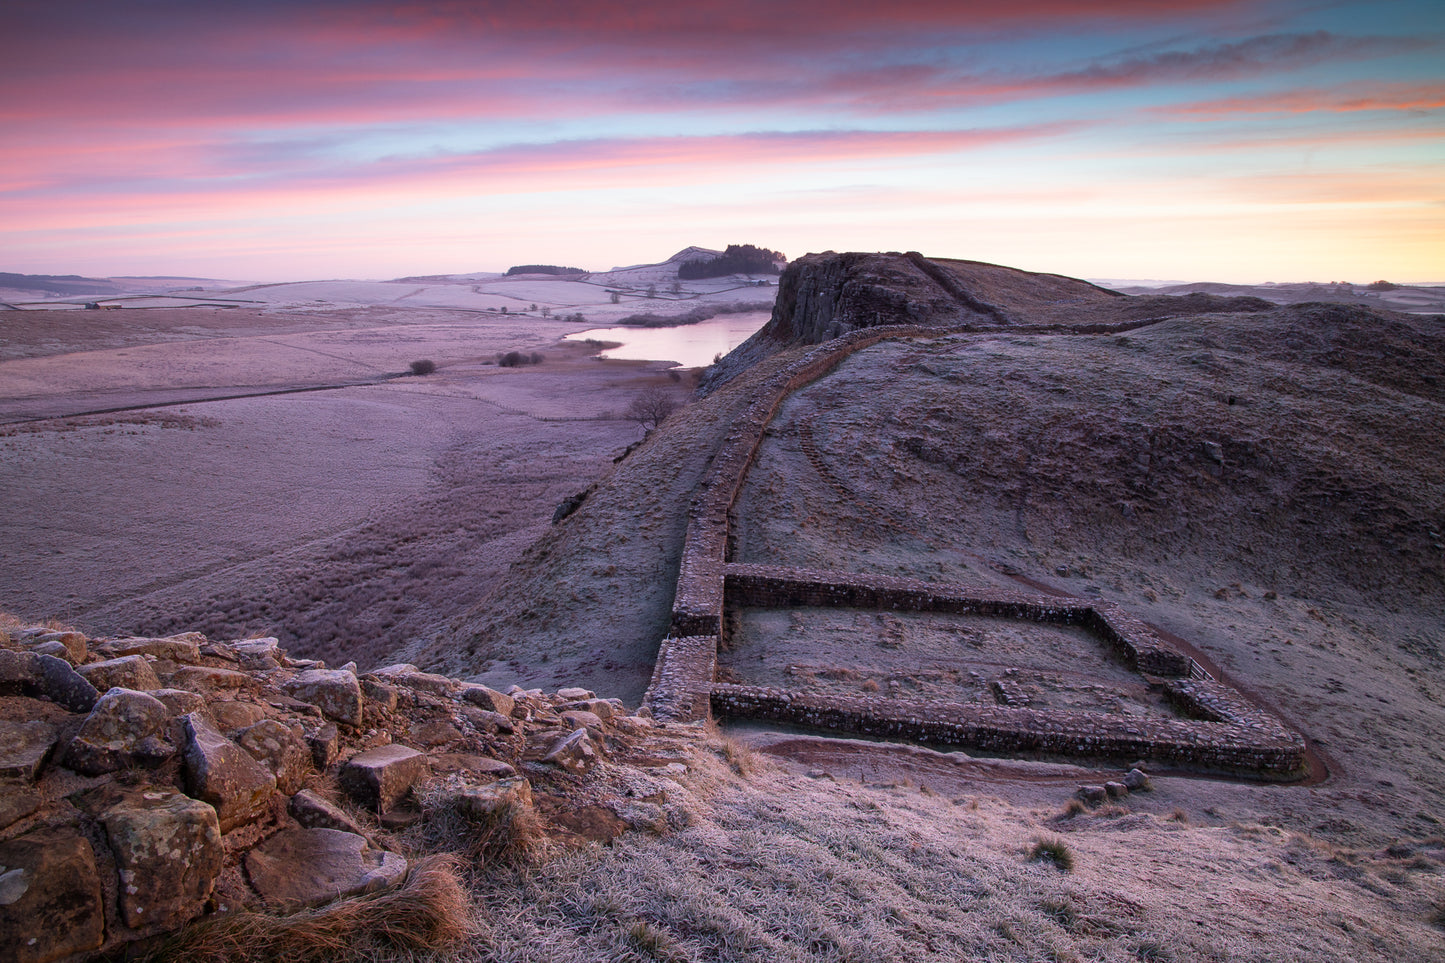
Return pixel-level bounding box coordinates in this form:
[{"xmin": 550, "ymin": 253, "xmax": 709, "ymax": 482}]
[
  {"xmin": 408, "ymin": 359, "xmax": 436, "ymax": 376},
  {"xmin": 625, "ymin": 386, "xmax": 678, "ymax": 432}
]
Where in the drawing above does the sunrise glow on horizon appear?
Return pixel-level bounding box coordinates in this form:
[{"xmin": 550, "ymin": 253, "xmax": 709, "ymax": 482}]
[{"xmin": 3, "ymin": 0, "xmax": 1442, "ymax": 283}]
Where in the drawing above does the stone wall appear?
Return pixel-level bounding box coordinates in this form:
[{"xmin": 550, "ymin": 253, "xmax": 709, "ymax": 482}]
[{"xmin": 710, "ymin": 684, "xmax": 1308, "ymax": 779}]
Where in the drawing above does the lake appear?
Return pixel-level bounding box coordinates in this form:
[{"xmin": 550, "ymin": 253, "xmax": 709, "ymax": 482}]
[{"xmin": 565, "ymin": 311, "xmax": 770, "ymax": 368}]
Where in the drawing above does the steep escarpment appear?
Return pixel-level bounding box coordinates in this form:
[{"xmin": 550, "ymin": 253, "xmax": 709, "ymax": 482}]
[{"xmin": 700, "ymin": 251, "xmax": 1270, "ymax": 392}]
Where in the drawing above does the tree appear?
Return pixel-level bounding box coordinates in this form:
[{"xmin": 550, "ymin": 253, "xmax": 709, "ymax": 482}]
[
  {"xmin": 610, "ymin": 291, "xmax": 621, "ymax": 304},
  {"xmin": 625, "ymin": 385, "xmax": 677, "ymax": 433}
]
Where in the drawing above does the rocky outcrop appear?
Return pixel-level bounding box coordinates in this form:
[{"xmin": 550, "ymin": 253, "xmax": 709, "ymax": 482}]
[{"xmin": 0, "ymin": 621, "xmax": 698, "ymax": 962}]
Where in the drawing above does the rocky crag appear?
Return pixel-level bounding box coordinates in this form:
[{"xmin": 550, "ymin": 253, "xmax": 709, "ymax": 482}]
[{"xmin": 0, "ymin": 621, "xmax": 702, "ymax": 963}]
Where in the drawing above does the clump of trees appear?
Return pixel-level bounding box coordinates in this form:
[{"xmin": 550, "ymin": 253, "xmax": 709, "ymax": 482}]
[
  {"xmin": 677, "ymin": 244, "xmax": 786, "ymax": 280},
  {"xmin": 505, "ymin": 264, "xmax": 587, "ymax": 276},
  {"xmin": 625, "ymin": 385, "xmax": 678, "ymax": 432},
  {"xmin": 497, "ymin": 351, "xmax": 545, "ymax": 367},
  {"xmin": 1366, "ymin": 280, "xmax": 1400, "ymax": 291},
  {"xmin": 408, "ymin": 359, "xmax": 437, "ymax": 376}
]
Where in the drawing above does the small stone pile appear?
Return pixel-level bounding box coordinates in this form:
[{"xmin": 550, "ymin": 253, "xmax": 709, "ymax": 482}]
[{"xmin": 0, "ymin": 625, "xmax": 696, "ymax": 963}]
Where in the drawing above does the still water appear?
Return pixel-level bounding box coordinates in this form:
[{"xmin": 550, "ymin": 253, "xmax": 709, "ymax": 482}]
[{"xmin": 565, "ymin": 311, "xmax": 770, "ymax": 368}]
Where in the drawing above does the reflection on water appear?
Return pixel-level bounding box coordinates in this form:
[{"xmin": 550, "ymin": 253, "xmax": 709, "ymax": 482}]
[{"xmin": 565, "ymin": 311, "xmax": 770, "ymax": 368}]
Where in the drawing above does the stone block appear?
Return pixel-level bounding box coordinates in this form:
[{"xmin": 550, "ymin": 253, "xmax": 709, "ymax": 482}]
[
  {"xmin": 340, "ymin": 745, "xmax": 429, "ymax": 812},
  {"xmin": 284, "ymin": 669, "xmax": 363, "ymax": 728},
  {"xmin": 100, "ymin": 790, "xmax": 222, "ymax": 929},
  {"xmin": 459, "ymin": 683, "xmax": 515, "ymax": 717},
  {"xmin": 210, "ymin": 699, "xmax": 268, "ymax": 732},
  {"xmin": 181, "ymin": 713, "xmax": 276, "ymax": 832},
  {"xmin": 0, "ymin": 829, "xmax": 105, "ymax": 963},
  {"xmin": 0, "ymin": 722, "xmax": 58, "ymax": 782},
  {"xmin": 149, "ymin": 687, "xmax": 208, "ymax": 718},
  {"xmin": 288, "ymin": 789, "xmax": 366, "ymax": 835},
  {"xmin": 448, "ymin": 775, "xmax": 533, "ymax": 819},
  {"xmin": 360, "ymin": 678, "xmax": 400, "ymax": 712},
  {"xmin": 307, "ymin": 723, "xmax": 340, "ymax": 769},
  {"xmin": 544, "ymin": 729, "xmax": 598, "ymax": 774},
  {"xmin": 368, "ymin": 665, "xmax": 455, "ymax": 696},
  {"xmin": 561, "ymin": 710, "xmax": 605, "ymax": 734},
  {"xmin": 556, "ymin": 687, "xmax": 595, "ymax": 701},
  {"xmin": 244, "ymin": 828, "xmax": 406, "ymax": 913},
  {"xmin": 95, "ymin": 634, "xmax": 203, "ymax": 665},
  {"xmin": 64, "ymin": 687, "xmax": 173, "ymax": 776},
  {"xmin": 228, "ymin": 637, "xmax": 283, "ymax": 669},
  {"xmin": 0, "ymin": 784, "xmax": 42, "ymax": 831},
  {"xmin": 78, "ymin": 654, "xmax": 162, "ymax": 692},
  {"xmin": 166, "ymin": 665, "xmax": 250, "ymax": 690},
  {"xmin": 235, "ymin": 719, "xmax": 311, "ymax": 794}
]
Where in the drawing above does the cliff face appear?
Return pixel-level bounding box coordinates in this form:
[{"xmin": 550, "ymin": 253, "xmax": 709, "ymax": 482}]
[{"xmin": 764, "ymin": 251, "xmax": 1010, "ymax": 345}]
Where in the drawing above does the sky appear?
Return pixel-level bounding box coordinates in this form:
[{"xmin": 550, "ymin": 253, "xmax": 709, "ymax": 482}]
[{"xmin": 2, "ymin": 0, "xmax": 1442, "ymax": 283}]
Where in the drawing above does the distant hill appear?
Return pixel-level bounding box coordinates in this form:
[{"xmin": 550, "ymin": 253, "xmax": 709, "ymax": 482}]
[{"xmin": 0, "ymin": 272, "xmax": 124, "ymax": 297}]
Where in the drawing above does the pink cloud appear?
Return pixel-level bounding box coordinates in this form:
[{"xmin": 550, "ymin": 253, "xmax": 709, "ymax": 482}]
[
  {"xmin": 0, "ymin": 124, "xmax": 1076, "ymax": 228},
  {"xmin": 1153, "ymin": 82, "xmax": 1445, "ymax": 119}
]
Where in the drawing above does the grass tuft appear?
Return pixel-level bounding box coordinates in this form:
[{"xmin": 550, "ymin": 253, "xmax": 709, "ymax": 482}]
[
  {"xmin": 1029, "ymin": 836, "xmax": 1076, "ymax": 872},
  {"xmin": 626, "ymin": 919, "xmax": 689, "ymax": 962},
  {"xmin": 137, "ymin": 854, "xmax": 473, "ymax": 963}
]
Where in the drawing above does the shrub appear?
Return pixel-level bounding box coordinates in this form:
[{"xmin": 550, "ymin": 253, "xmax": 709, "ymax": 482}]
[{"xmin": 408, "ymin": 359, "xmax": 436, "ymax": 376}]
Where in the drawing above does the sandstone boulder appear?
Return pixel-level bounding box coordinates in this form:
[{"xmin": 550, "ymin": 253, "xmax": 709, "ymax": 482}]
[
  {"xmin": 0, "ymin": 649, "xmax": 99, "ymax": 713},
  {"xmin": 284, "ymin": 669, "xmax": 363, "ymax": 727},
  {"xmin": 181, "ymin": 713, "xmax": 276, "ymax": 832},
  {"xmin": 360, "ymin": 678, "xmax": 400, "ymax": 712},
  {"xmin": 149, "ymin": 687, "xmax": 208, "ymax": 718},
  {"xmin": 544, "ymin": 728, "xmax": 598, "ymax": 774},
  {"xmin": 306, "ymin": 722, "xmax": 340, "ymax": 769},
  {"xmin": 0, "ymin": 829, "xmax": 105, "ymax": 963},
  {"xmin": 560, "ymin": 709, "xmax": 605, "ymax": 734},
  {"xmin": 78, "ymin": 654, "xmax": 161, "ymax": 692},
  {"xmin": 210, "ymin": 699, "xmax": 268, "ymax": 731},
  {"xmin": 0, "ymin": 721, "xmax": 58, "ymax": 782},
  {"xmin": 0, "ymin": 787, "xmax": 42, "ymax": 832},
  {"xmin": 235, "ymin": 719, "xmax": 311, "ymax": 794},
  {"xmin": 244, "ymin": 828, "xmax": 406, "ymax": 913},
  {"xmin": 340, "ymin": 744, "xmax": 429, "ymax": 812},
  {"xmin": 23, "ymin": 630, "xmax": 88, "ymax": 663},
  {"xmin": 95, "ymin": 634, "xmax": 203, "ymax": 665},
  {"xmin": 369, "ymin": 664, "xmax": 455, "ymax": 696},
  {"xmin": 64, "ymin": 688, "xmax": 172, "ymax": 776},
  {"xmin": 557, "ymin": 687, "xmax": 595, "ymax": 701},
  {"xmin": 167, "ymin": 665, "xmax": 250, "ymax": 690},
  {"xmin": 228, "ymin": 637, "xmax": 282, "ymax": 669},
  {"xmin": 448, "ymin": 775, "xmax": 534, "ymax": 819},
  {"xmin": 1123, "ymin": 768, "xmax": 1153, "ymax": 792},
  {"xmin": 289, "ymin": 789, "xmax": 366, "ymax": 835},
  {"xmin": 459, "ymin": 683, "xmax": 515, "ymax": 717},
  {"xmin": 28, "ymin": 641, "xmax": 79, "ymax": 665},
  {"xmin": 100, "ymin": 791, "xmax": 222, "ymax": 929}
]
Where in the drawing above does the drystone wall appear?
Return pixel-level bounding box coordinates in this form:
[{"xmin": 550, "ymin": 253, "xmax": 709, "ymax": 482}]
[{"xmin": 709, "ymin": 684, "xmax": 1307, "ymax": 778}]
